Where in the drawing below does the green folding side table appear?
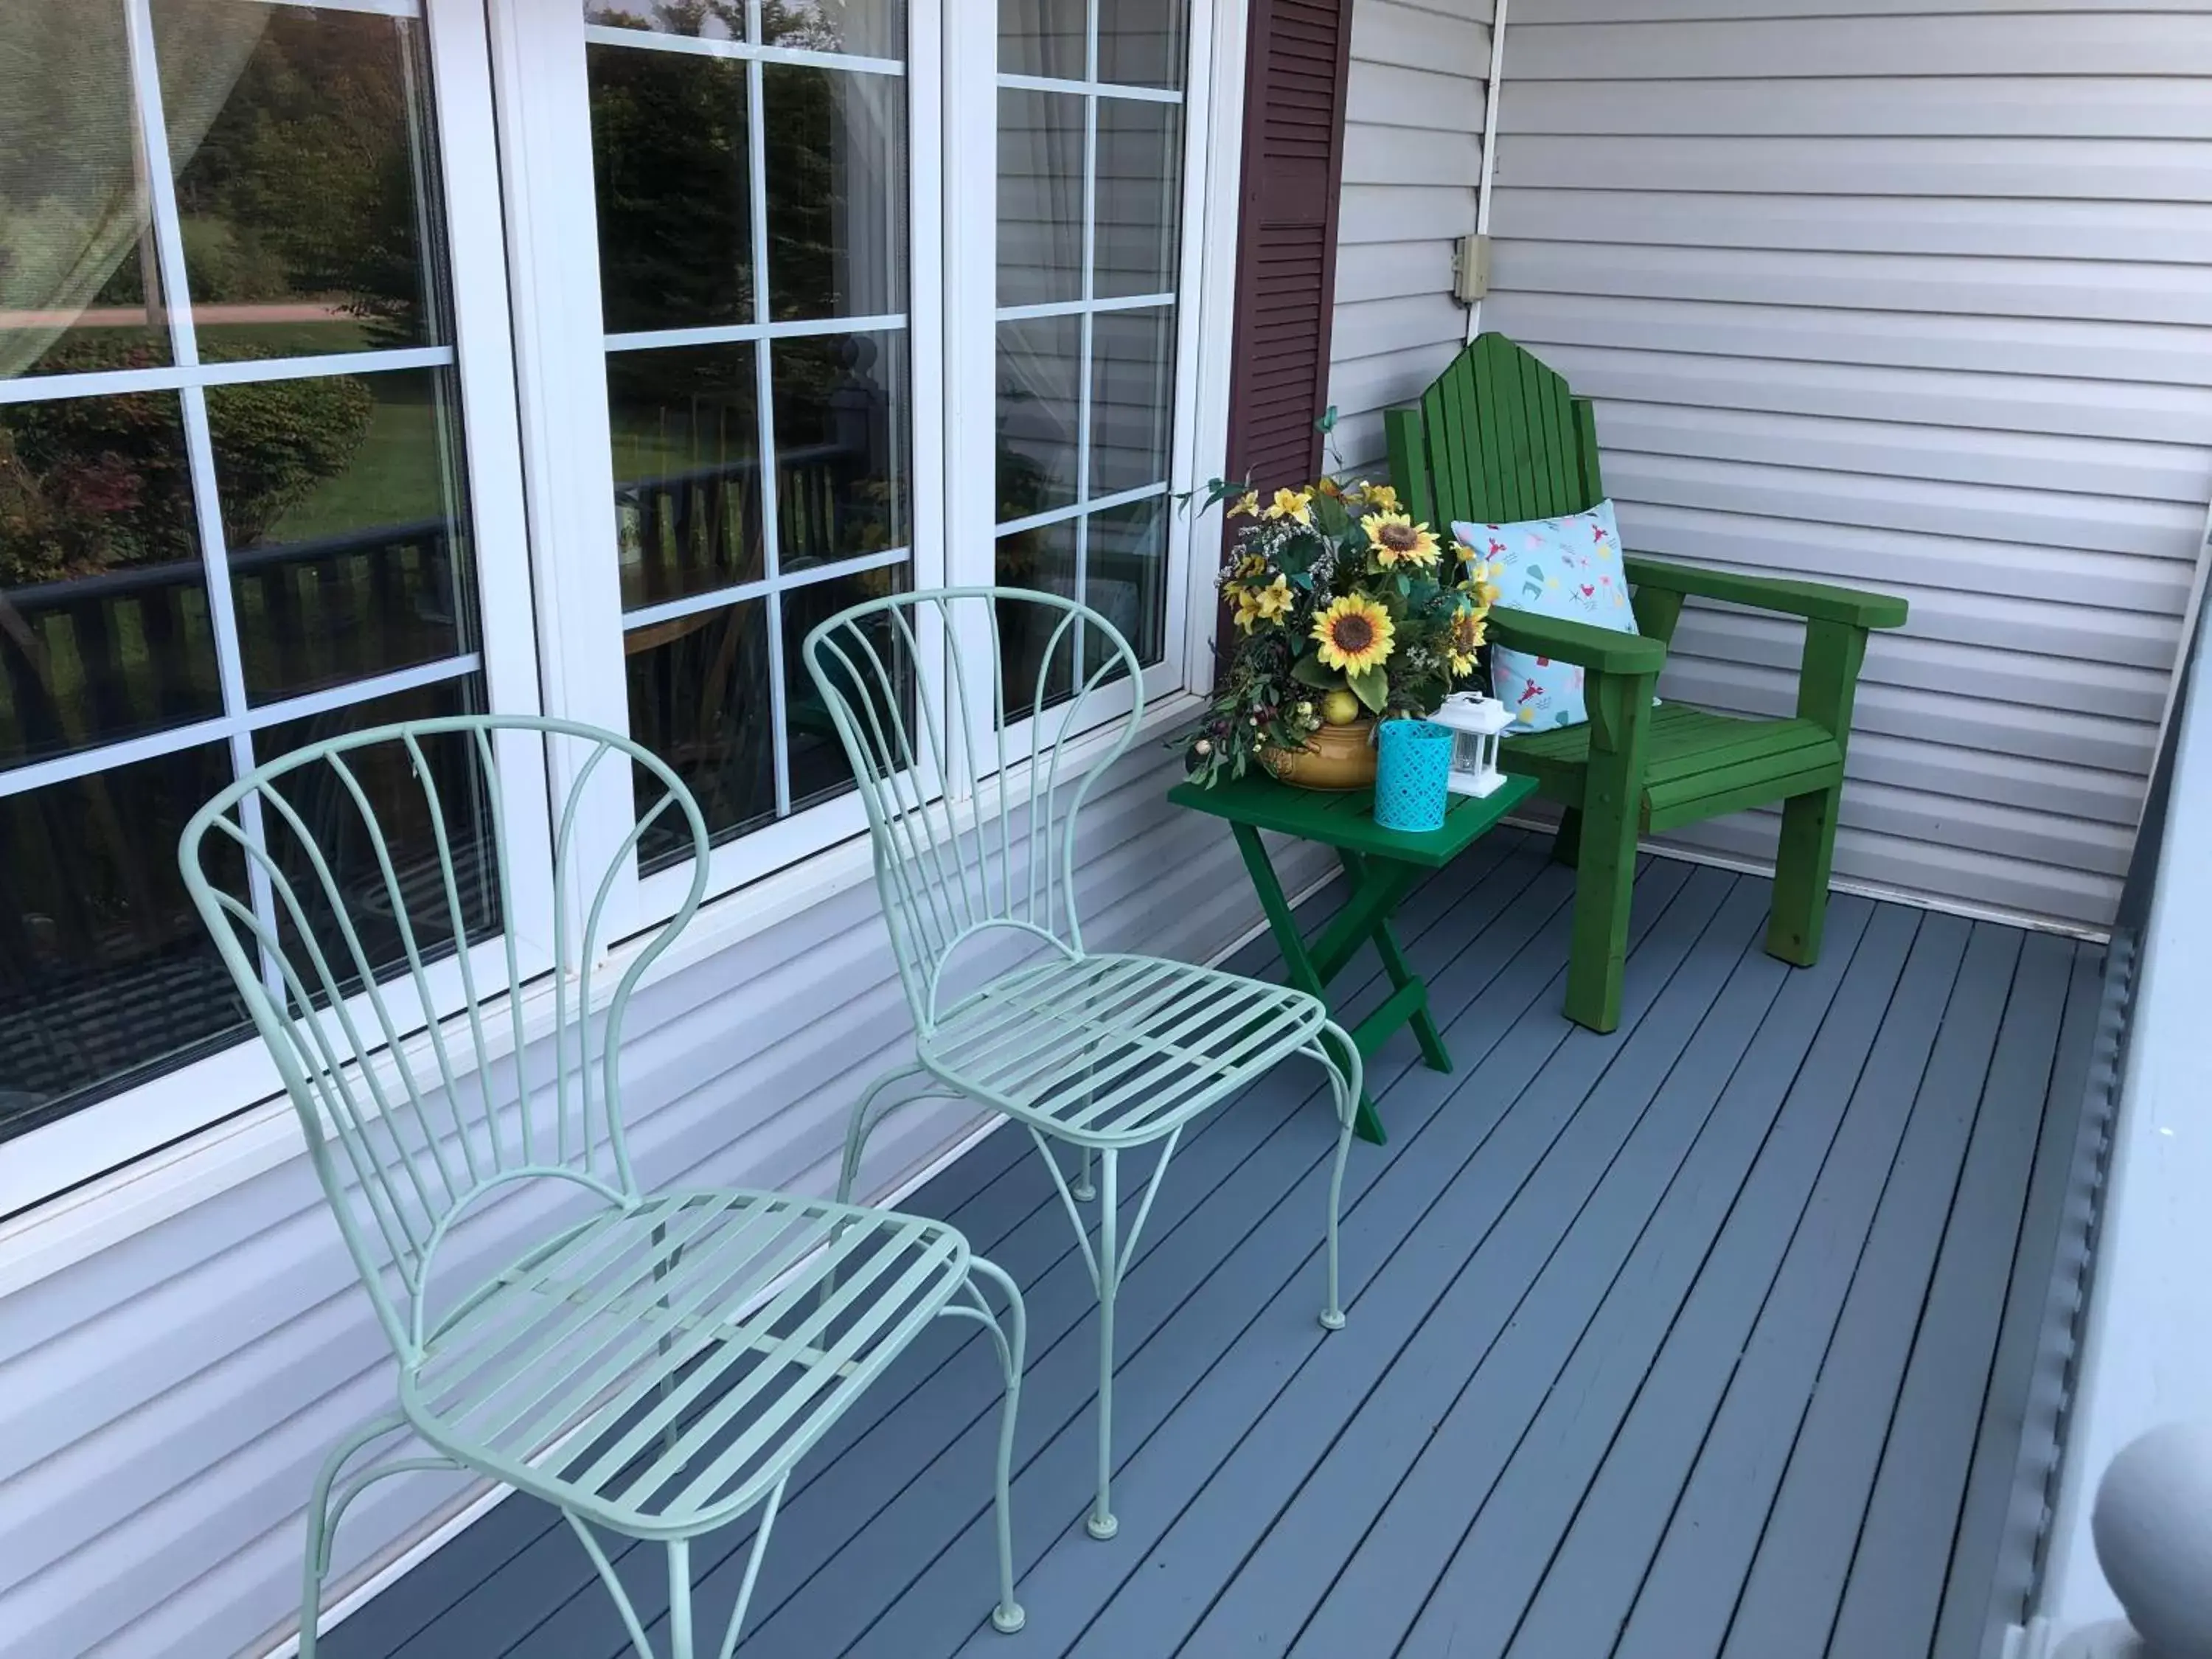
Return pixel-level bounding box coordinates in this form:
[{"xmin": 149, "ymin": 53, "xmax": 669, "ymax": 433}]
[{"xmin": 1169, "ymin": 766, "xmax": 1537, "ymax": 1145}]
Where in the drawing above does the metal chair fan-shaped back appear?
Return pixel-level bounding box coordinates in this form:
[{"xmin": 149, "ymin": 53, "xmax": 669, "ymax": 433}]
[
  {"xmin": 802, "ymin": 587, "xmax": 1147, "ymax": 1030},
  {"xmin": 178, "ymin": 715, "xmax": 709, "ymax": 1361}
]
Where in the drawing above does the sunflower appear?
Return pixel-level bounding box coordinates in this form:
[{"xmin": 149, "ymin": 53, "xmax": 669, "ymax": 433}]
[
  {"xmin": 1265, "ymin": 487, "xmax": 1313, "ymax": 525},
  {"xmin": 1363, "ymin": 512, "xmax": 1441, "ymax": 568},
  {"xmin": 1228, "ymin": 489, "xmax": 1260, "ymax": 518},
  {"xmin": 1447, "ymin": 605, "xmax": 1486, "ymax": 676},
  {"xmin": 1232, "ymin": 574, "xmax": 1295, "ymax": 633},
  {"xmin": 1312, "ymin": 593, "xmax": 1396, "ymax": 675}
]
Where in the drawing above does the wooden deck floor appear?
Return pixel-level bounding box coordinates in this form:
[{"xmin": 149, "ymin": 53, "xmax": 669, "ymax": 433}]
[{"xmin": 319, "ymin": 832, "xmax": 2101, "ymax": 1659}]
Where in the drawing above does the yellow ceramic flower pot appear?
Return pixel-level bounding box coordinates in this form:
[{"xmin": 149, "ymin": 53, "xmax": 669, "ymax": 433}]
[{"xmin": 1262, "ymin": 717, "xmax": 1377, "ymax": 791}]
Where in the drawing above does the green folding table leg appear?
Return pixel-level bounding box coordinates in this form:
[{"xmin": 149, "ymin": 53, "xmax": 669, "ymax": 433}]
[{"xmin": 1228, "ymin": 824, "xmax": 1450, "ymax": 1145}]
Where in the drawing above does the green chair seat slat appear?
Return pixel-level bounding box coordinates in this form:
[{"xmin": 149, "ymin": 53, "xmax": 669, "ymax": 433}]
[{"xmin": 1501, "ymin": 706, "xmax": 1843, "ymax": 829}]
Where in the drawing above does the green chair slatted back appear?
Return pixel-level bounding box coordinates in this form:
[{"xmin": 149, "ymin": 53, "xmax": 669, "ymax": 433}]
[
  {"xmin": 1394, "ymin": 330, "xmax": 1604, "ymax": 530},
  {"xmin": 178, "ymin": 716, "xmax": 712, "ymax": 1363},
  {"xmin": 800, "ymin": 586, "xmax": 1146, "ymax": 1033}
]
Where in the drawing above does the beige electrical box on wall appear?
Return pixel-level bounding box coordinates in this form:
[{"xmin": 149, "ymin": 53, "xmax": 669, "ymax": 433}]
[{"xmin": 1453, "ymin": 233, "xmax": 1491, "ymax": 305}]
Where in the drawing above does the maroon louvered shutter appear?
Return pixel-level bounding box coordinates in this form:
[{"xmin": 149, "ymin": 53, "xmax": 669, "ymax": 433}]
[{"xmin": 1223, "ymin": 0, "xmax": 1355, "ymax": 500}]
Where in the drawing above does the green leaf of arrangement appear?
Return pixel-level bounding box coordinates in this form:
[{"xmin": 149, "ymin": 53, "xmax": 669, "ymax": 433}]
[
  {"xmin": 1291, "ymin": 652, "xmax": 1341, "ymax": 690},
  {"xmin": 1349, "ymin": 665, "xmax": 1388, "ymax": 713},
  {"xmin": 1311, "ymin": 492, "xmax": 1351, "ymax": 539}
]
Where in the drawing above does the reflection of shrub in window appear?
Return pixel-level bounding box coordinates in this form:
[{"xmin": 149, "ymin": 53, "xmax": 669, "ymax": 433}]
[{"xmin": 0, "ymin": 338, "xmax": 372, "ymax": 589}]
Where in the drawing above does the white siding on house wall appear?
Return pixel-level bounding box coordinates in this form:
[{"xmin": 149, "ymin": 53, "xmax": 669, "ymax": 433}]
[
  {"xmin": 1482, "ymin": 0, "xmax": 2212, "ymax": 928},
  {"xmin": 1326, "ymin": 0, "xmax": 1490, "ymax": 477},
  {"xmin": 0, "ymin": 742, "xmax": 1329, "ymax": 1659}
]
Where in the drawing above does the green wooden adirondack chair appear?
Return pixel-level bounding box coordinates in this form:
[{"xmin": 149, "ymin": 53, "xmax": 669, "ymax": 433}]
[{"xmin": 1385, "ymin": 333, "xmax": 1907, "ymax": 1033}]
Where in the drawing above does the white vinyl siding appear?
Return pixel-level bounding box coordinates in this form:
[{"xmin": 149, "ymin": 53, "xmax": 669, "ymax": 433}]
[
  {"xmin": 1325, "ymin": 0, "xmax": 1491, "ymax": 477},
  {"xmin": 0, "ymin": 737, "xmax": 1327, "ymax": 1659},
  {"xmin": 1481, "ymin": 0, "xmax": 2212, "ymax": 928}
]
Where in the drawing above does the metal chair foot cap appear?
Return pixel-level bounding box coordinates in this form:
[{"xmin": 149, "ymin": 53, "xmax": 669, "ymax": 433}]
[
  {"xmin": 1071, "ymin": 1183, "xmax": 1096, "ymax": 1202},
  {"xmin": 992, "ymin": 1604, "xmax": 1027, "ymax": 1634},
  {"xmin": 1087, "ymin": 1512, "xmax": 1119, "ymax": 1540},
  {"xmin": 1318, "ymin": 1308, "xmax": 1346, "ymax": 1332}
]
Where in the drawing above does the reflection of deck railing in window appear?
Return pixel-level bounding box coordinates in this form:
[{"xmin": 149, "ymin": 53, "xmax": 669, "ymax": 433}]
[{"xmin": 615, "ymin": 439, "xmax": 883, "ymax": 605}]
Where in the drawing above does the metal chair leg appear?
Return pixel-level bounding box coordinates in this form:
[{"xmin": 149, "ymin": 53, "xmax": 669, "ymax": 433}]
[
  {"xmin": 1315, "ymin": 1022, "xmax": 1362, "ymax": 1332},
  {"xmin": 1088, "ymin": 1144, "xmax": 1120, "ymax": 1540},
  {"xmin": 964, "ymin": 1258, "xmax": 1029, "ymax": 1634}
]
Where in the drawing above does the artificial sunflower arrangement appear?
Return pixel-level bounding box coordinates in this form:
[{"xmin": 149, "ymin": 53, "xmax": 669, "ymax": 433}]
[{"xmin": 1179, "ymin": 467, "xmax": 1496, "ymax": 787}]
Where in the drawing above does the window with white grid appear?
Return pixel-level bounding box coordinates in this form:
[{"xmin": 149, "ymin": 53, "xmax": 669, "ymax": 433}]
[
  {"xmin": 992, "ymin": 0, "xmax": 1188, "ymax": 700},
  {"xmin": 580, "ymin": 3, "xmax": 917, "ymax": 871},
  {"xmin": 0, "ymin": 0, "xmax": 530, "ymax": 1169}
]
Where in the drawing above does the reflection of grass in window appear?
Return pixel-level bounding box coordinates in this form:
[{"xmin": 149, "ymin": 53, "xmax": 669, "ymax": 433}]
[{"xmin": 257, "ymin": 380, "xmax": 448, "ymax": 544}]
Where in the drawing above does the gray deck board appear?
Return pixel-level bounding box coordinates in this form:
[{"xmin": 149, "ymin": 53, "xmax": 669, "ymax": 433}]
[{"xmin": 319, "ymin": 848, "xmax": 2101, "ymax": 1659}]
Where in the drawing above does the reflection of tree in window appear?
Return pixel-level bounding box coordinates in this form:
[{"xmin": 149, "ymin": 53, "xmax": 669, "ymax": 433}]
[
  {"xmin": 165, "ymin": 8, "xmax": 442, "ymax": 353},
  {"xmin": 587, "ymin": 39, "xmax": 751, "ymax": 332}
]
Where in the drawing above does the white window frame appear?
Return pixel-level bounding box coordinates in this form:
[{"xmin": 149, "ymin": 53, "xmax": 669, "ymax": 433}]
[
  {"xmin": 1, "ymin": 0, "xmax": 552, "ymax": 1217},
  {"xmin": 3, "ymin": 0, "xmax": 1253, "ymax": 1223}
]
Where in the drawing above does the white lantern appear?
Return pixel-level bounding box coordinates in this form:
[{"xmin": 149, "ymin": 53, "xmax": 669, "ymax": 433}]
[{"xmin": 1429, "ymin": 691, "xmax": 1514, "ymax": 799}]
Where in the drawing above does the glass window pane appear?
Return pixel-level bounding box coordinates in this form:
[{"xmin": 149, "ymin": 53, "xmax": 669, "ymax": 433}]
[
  {"xmin": 764, "ymin": 64, "xmax": 906, "ymax": 321},
  {"xmin": 0, "ymin": 741, "xmax": 246, "ymax": 1143},
  {"xmin": 999, "ymin": 0, "xmax": 1087, "ymax": 80},
  {"xmin": 782, "ymin": 563, "xmax": 911, "ymax": 814},
  {"xmin": 608, "ymin": 343, "xmax": 764, "ymax": 608},
  {"xmin": 209, "ymin": 366, "xmax": 478, "ymax": 705},
  {"xmin": 1094, "ymin": 101, "xmax": 1182, "ymax": 299},
  {"xmin": 583, "ymin": 2, "xmax": 745, "ymax": 41},
  {"xmin": 155, "ymin": 2, "xmax": 451, "ymax": 363},
  {"xmin": 1099, "ymin": 0, "xmax": 1187, "ymax": 89},
  {"xmin": 773, "ymin": 330, "xmax": 908, "ymax": 572},
  {"xmin": 0, "ymin": 3, "xmax": 172, "ymax": 380},
  {"xmin": 997, "ymin": 88, "xmax": 1085, "ymax": 307},
  {"xmin": 252, "ymin": 675, "xmax": 498, "ymax": 1007},
  {"xmin": 1089, "ymin": 305, "xmax": 1175, "ymax": 496},
  {"xmin": 996, "ymin": 520, "xmax": 1077, "ymax": 710},
  {"xmin": 1085, "ymin": 495, "xmax": 1167, "ymax": 670},
  {"xmin": 0, "ymin": 389, "xmax": 221, "ymax": 768},
  {"xmin": 996, "ymin": 315, "xmax": 1080, "ymax": 522},
  {"xmin": 626, "ymin": 597, "xmax": 774, "ymax": 866},
  {"xmin": 588, "ymin": 41, "xmax": 752, "ymax": 334},
  {"xmin": 764, "ymin": 1, "xmax": 906, "ymax": 57}
]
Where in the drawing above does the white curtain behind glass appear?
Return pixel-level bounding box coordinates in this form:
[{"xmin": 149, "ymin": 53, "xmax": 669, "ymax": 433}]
[{"xmin": 0, "ymin": 1, "xmax": 265, "ymax": 380}]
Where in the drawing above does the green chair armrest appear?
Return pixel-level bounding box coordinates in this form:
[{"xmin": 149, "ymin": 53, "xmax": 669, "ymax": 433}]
[
  {"xmin": 1623, "ymin": 556, "xmax": 1907, "ymax": 630},
  {"xmin": 1488, "ymin": 608, "xmax": 1668, "ymax": 678}
]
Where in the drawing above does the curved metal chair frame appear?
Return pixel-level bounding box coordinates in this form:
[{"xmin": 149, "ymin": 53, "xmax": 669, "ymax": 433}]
[
  {"xmin": 803, "ymin": 588, "xmax": 1360, "ymax": 1541},
  {"xmin": 178, "ymin": 714, "xmax": 1025, "ymax": 1658}
]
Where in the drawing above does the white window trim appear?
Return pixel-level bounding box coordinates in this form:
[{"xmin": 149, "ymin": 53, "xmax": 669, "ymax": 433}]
[{"xmin": 2, "ymin": 0, "xmax": 1253, "ymax": 1230}]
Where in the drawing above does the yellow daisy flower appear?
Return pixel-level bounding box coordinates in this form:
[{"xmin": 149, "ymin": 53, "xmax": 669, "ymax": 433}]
[
  {"xmin": 1265, "ymin": 487, "xmax": 1314, "ymax": 525},
  {"xmin": 1249, "ymin": 574, "xmax": 1295, "ymax": 625},
  {"xmin": 1228, "ymin": 489, "xmax": 1260, "ymax": 518},
  {"xmin": 1311, "ymin": 593, "xmax": 1396, "ymax": 675},
  {"xmin": 1362, "ymin": 512, "xmax": 1441, "ymax": 568}
]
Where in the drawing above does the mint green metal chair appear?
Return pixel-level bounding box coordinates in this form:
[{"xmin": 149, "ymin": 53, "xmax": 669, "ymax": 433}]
[
  {"xmin": 802, "ymin": 589, "xmax": 1361, "ymax": 1543},
  {"xmin": 177, "ymin": 715, "xmax": 1026, "ymax": 1659}
]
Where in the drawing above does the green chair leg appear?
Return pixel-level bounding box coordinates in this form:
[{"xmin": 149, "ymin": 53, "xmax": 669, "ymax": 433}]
[
  {"xmin": 1551, "ymin": 807, "xmax": 1583, "ymax": 869},
  {"xmin": 1561, "ymin": 675, "xmax": 1652, "ymax": 1034},
  {"xmin": 1767, "ymin": 784, "xmax": 1840, "ymax": 967}
]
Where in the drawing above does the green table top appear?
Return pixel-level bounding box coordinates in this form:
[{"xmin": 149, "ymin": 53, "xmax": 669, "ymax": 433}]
[{"xmin": 1168, "ymin": 767, "xmax": 1537, "ymax": 869}]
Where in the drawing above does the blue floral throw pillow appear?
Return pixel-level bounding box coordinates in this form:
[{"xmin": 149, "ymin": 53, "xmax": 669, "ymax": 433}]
[{"xmin": 1452, "ymin": 500, "xmax": 1640, "ymax": 734}]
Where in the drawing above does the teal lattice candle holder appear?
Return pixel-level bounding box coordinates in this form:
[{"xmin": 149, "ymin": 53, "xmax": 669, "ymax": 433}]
[{"xmin": 1374, "ymin": 717, "xmax": 1454, "ymax": 832}]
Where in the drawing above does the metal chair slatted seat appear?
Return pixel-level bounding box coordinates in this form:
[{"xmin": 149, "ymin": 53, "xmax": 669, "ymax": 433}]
[
  {"xmin": 803, "ymin": 588, "xmax": 1360, "ymax": 1543},
  {"xmin": 179, "ymin": 716, "xmax": 1026, "ymax": 1659}
]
